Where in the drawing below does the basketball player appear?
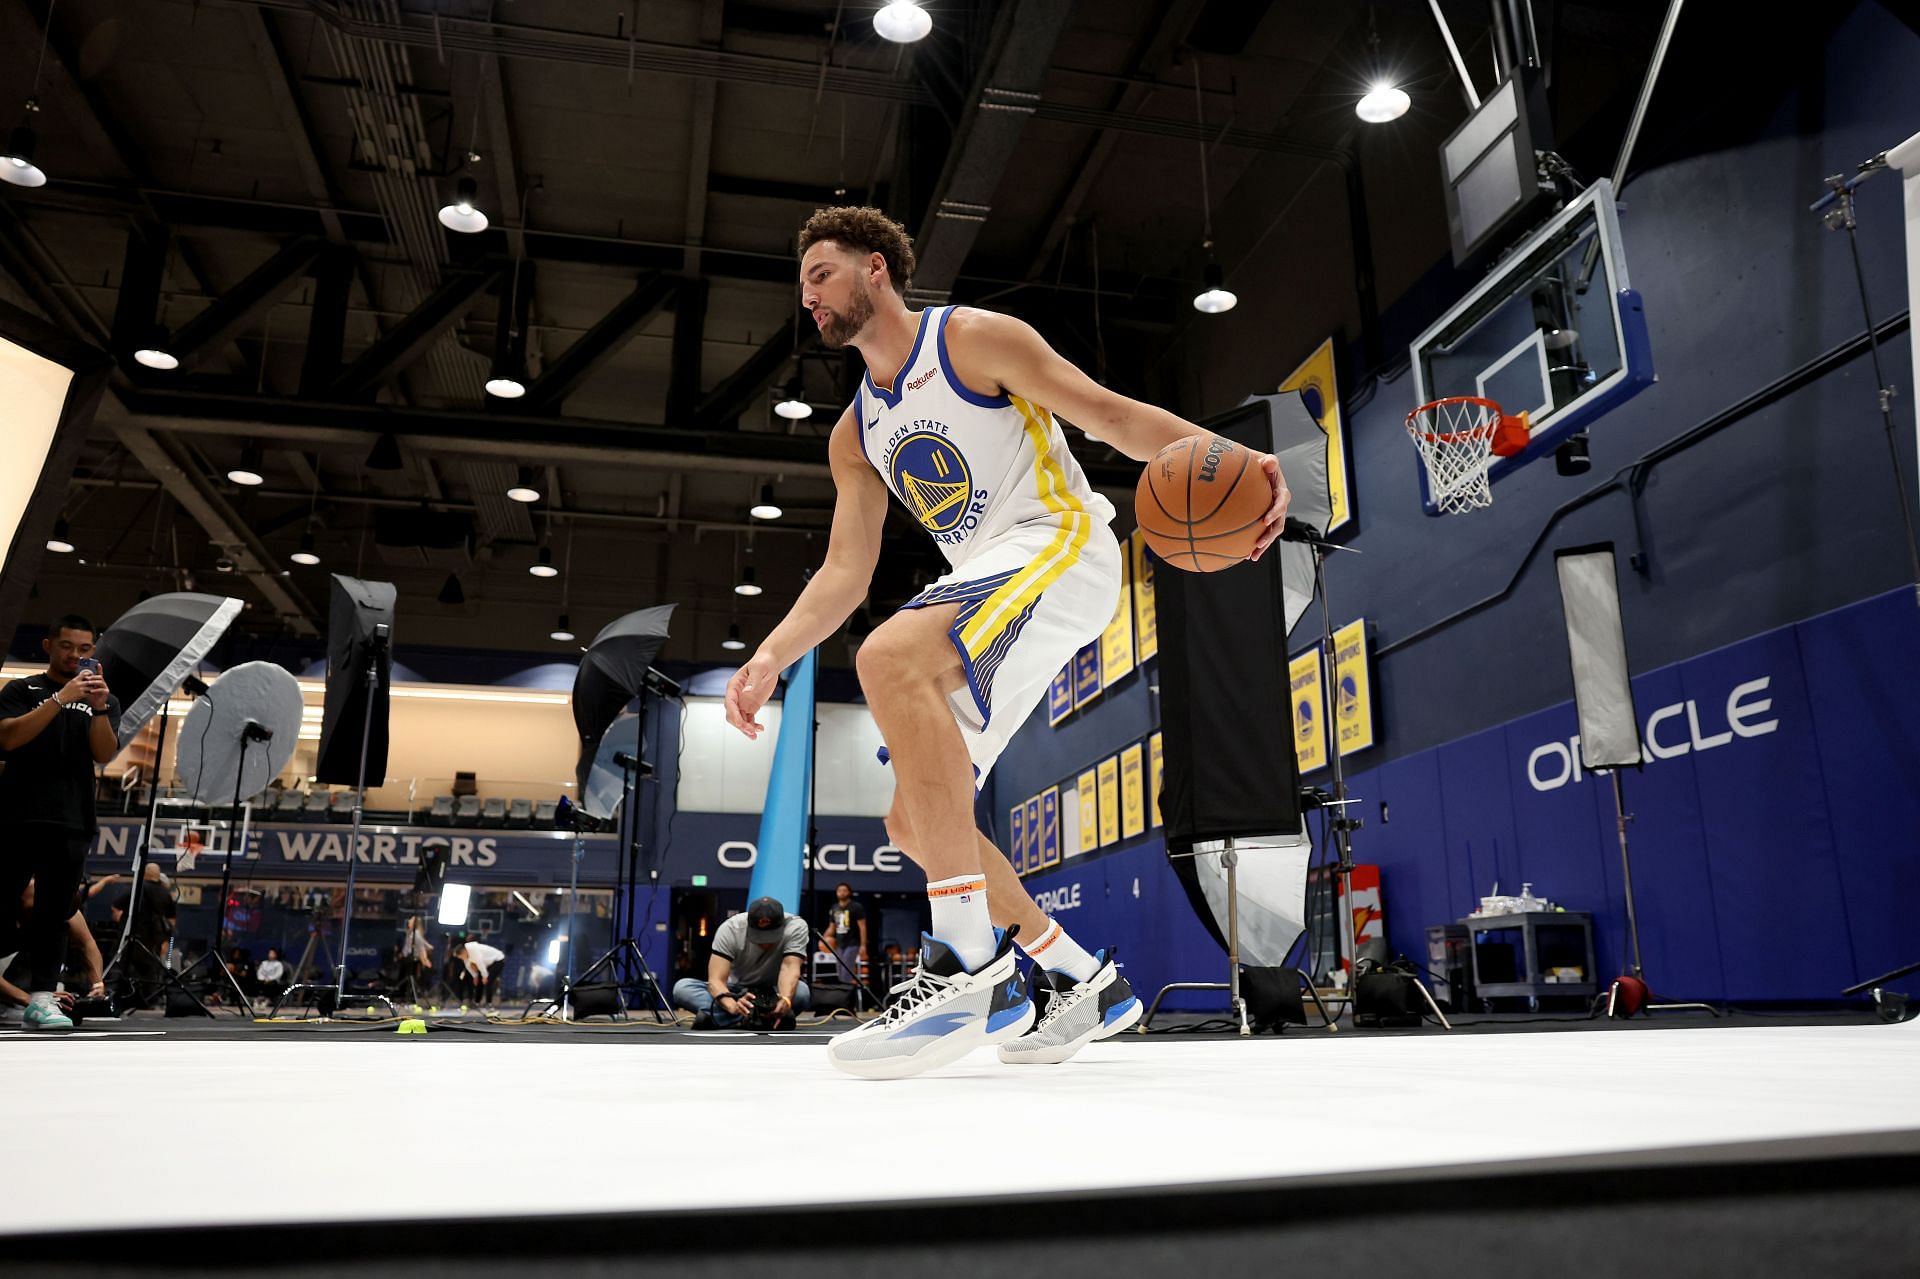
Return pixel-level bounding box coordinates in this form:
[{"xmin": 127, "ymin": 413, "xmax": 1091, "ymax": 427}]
[{"xmin": 725, "ymin": 208, "xmax": 1289, "ymax": 1078}]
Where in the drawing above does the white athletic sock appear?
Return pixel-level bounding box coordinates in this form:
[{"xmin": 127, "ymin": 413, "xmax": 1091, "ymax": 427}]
[
  {"xmin": 1019, "ymin": 919, "xmax": 1099, "ymax": 982},
  {"xmin": 926, "ymin": 875, "xmax": 996, "ymax": 970}
]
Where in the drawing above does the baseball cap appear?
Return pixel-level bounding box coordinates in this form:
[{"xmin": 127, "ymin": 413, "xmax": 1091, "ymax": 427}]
[{"xmin": 746, "ymin": 896, "xmax": 786, "ymax": 940}]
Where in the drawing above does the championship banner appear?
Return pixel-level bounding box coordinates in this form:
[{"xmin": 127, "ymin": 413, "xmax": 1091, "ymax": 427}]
[
  {"xmin": 1120, "ymin": 742, "xmax": 1146, "ymax": 838},
  {"xmin": 1291, "ymin": 647, "xmax": 1327, "ymax": 773},
  {"xmin": 1149, "ymin": 731, "xmax": 1164, "ymax": 827},
  {"xmin": 1076, "ymin": 769, "xmax": 1099, "ymax": 855},
  {"xmin": 1073, "ymin": 644, "xmax": 1102, "ymax": 708},
  {"xmin": 1100, "ymin": 552, "xmax": 1135, "ymax": 687},
  {"xmin": 1332, "ymin": 617, "xmax": 1376, "ymax": 757},
  {"xmin": 1009, "ymin": 801, "xmax": 1029, "ymax": 875},
  {"xmin": 1039, "ymin": 787, "xmax": 1061, "ymax": 868},
  {"xmin": 1024, "ymin": 794, "xmax": 1043, "ymax": 872},
  {"xmin": 1131, "ymin": 529, "xmax": 1159, "ymax": 662},
  {"xmin": 1097, "ymin": 756, "xmax": 1121, "ymax": 847},
  {"xmin": 1278, "ymin": 336, "xmax": 1351, "ymax": 532},
  {"xmin": 1048, "ymin": 666, "xmax": 1074, "ymax": 726}
]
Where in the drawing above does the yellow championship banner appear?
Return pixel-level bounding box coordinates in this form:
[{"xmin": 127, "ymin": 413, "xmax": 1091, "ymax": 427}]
[
  {"xmin": 1290, "ymin": 647, "xmax": 1327, "ymax": 773},
  {"xmin": 1009, "ymin": 803, "xmax": 1028, "ymax": 876},
  {"xmin": 1100, "ymin": 552, "xmax": 1135, "ymax": 686},
  {"xmin": 1331, "ymin": 617, "xmax": 1375, "ymax": 757},
  {"xmin": 1130, "ymin": 529, "xmax": 1158, "ymax": 662},
  {"xmin": 1097, "ymin": 756, "xmax": 1121, "ymax": 847},
  {"xmin": 1119, "ymin": 742, "xmax": 1146, "ymax": 838},
  {"xmin": 1075, "ymin": 770, "xmax": 1099, "ymax": 855},
  {"xmin": 1149, "ymin": 731, "xmax": 1164, "ymax": 827},
  {"xmin": 1279, "ymin": 336, "xmax": 1351, "ymax": 532}
]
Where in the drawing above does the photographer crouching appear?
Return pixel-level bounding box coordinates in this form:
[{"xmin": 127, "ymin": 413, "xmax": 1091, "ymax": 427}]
[
  {"xmin": 0, "ymin": 616, "xmax": 122, "ymax": 1031},
  {"xmin": 673, "ymin": 896, "xmax": 811, "ymax": 1031}
]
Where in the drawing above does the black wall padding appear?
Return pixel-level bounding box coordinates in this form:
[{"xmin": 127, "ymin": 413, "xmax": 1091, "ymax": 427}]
[
  {"xmin": 316, "ymin": 575, "xmax": 396, "ymax": 786},
  {"xmin": 1157, "ymin": 402, "xmax": 1304, "ymax": 848}
]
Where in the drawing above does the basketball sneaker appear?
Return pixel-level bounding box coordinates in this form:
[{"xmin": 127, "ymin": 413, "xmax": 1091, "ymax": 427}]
[
  {"xmin": 826, "ymin": 930, "xmax": 1033, "ymax": 1080},
  {"xmin": 22, "ymin": 992, "xmax": 74, "ymax": 1032},
  {"xmin": 997, "ymin": 950, "xmax": 1141, "ymax": 1065}
]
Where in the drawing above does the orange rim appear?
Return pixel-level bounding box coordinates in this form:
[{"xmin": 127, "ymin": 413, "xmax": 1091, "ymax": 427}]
[{"xmin": 1407, "ymin": 395, "xmax": 1508, "ymax": 445}]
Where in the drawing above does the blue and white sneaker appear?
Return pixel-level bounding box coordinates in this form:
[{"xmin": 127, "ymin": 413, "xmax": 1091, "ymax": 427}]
[
  {"xmin": 998, "ymin": 950, "xmax": 1141, "ymax": 1065},
  {"xmin": 827, "ymin": 930, "xmax": 1034, "ymax": 1080}
]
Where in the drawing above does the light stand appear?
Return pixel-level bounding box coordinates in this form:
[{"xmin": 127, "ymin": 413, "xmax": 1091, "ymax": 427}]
[
  {"xmin": 1599, "ymin": 769, "xmax": 1717, "ymax": 1018},
  {"xmin": 568, "ymin": 737, "xmax": 672, "ymax": 1022},
  {"xmin": 1812, "ymin": 155, "xmax": 1920, "ymax": 607},
  {"xmin": 102, "ymin": 684, "xmax": 194, "ymax": 1006},
  {"xmin": 168, "ymin": 722, "xmax": 268, "ymax": 1015}
]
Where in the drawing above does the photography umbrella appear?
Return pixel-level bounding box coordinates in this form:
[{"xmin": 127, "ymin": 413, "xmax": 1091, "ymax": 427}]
[
  {"xmin": 1249, "ymin": 391, "xmax": 1335, "ymax": 636},
  {"xmin": 581, "ymin": 713, "xmax": 642, "ymax": 824},
  {"xmin": 571, "ymin": 605, "xmax": 674, "ymax": 798},
  {"xmin": 97, "ymin": 593, "xmax": 245, "ymax": 748}
]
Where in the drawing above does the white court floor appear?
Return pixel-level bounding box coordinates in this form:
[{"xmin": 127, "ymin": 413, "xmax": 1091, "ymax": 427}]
[{"xmin": 6, "ymin": 1017, "xmax": 1918, "ymax": 1236}]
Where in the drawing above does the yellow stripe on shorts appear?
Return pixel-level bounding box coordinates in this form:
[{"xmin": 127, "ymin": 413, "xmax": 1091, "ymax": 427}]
[{"xmin": 958, "ymin": 397, "xmax": 1089, "ymax": 660}]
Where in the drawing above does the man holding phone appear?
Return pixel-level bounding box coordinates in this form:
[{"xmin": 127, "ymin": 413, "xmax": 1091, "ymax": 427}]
[{"xmin": 0, "ymin": 615, "xmax": 122, "ymax": 1030}]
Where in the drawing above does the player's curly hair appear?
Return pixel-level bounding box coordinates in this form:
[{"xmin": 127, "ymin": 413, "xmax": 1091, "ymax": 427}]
[{"xmin": 797, "ymin": 206, "xmax": 916, "ymax": 296}]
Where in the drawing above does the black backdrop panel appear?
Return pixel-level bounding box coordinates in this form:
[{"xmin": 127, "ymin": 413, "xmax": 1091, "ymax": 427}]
[
  {"xmin": 1157, "ymin": 400, "xmax": 1303, "ymax": 847},
  {"xmin": 315, "ymin": 575, "xmax": 397, "ymax": 786}
]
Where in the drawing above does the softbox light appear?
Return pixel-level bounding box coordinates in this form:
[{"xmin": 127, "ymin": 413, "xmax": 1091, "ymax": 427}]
[
  {"xmin": 97, "ymin": 593, "xmax": 244, "ymax": 747},
  {"xmin": 572, "ymin": 605, "xmax": 673, "ymax": 800},
  {"xmin": 1553, "ymin": 543, "xmax": 1642, "ymax": 769},
  {"xmin": 315, "ymin": 575, "xmax": 396, "ymax": 786},
  {"xmin": 1243, "ymin": 390, "xmax": 1335, "ymax": 635},
  {"xmin": 0, "ymin": 299, "xmax": 113, "ymax": 646}
]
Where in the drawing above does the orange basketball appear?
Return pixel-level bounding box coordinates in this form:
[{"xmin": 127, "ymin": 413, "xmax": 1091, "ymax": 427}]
[{"xmin": 1134, "ymin": 434, "xmax": 1269, "ymax": 572}]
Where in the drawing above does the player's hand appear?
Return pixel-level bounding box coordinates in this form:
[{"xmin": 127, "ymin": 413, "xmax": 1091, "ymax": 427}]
[
  {"xmin": 724, "ymin": 651, "xmax": 780, "ymax": 740},
  {"xmin": 1247, "ymin": 452, "xmax": 1292, "ymax": 562}
]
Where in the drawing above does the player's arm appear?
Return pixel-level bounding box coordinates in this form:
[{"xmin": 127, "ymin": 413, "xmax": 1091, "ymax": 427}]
[
  {"xmin": 725, "ymin": 405, "xmax": 891, "ymax": 737},
  {"xmin": 948, "ymin": 308, "xmax": 1292, "ymax": 558}
]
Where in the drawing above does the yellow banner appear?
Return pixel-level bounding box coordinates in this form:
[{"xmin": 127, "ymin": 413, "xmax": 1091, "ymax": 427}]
[
  {"xmin": 1096, "ymin": 756, "xmax": 1121, "ymax": 847},
  {"xmin": 1119, "ymin": 742, "xmax": 1146, "ymax": 838},
  {"xmin": 1279, "ymin": 336, "xmax": 1350, "ymax": 532},
  {"xmin": 1149, "ymin": 731, "xmax": 1163, "ymax": 828},
  {"xmin": 1331, "ymin": 617, "xmax": 1375, "ymax": 757},
  {"xmin": 1130, "ymin": 529, "xmax": 1158, "ymax": 662},
  {"xmin": 1290, "ymin": 648, "xmax": 1326, "ymax": 773},
  {"xmin": 1100, "ymin": 552, "xmax": 1134, "ymax": 687},
  {"xmin": 1075, "ymin": 770, "xmax": 1099, "ymax": 855}
]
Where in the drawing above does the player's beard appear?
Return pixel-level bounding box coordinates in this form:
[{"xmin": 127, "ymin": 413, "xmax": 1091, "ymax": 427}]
[{"xmin": 819, "ymin": 281, "xmax": 875, "ymax": 348}]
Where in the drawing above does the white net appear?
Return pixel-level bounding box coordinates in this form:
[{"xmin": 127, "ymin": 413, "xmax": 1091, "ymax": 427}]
[{"xmin": 1406, "ymin": 398, "xmax": 1500, "ymax": 514}]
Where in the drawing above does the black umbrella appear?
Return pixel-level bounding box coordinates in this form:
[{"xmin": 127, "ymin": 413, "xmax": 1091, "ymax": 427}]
[
  {"xmin": 97, "ymin": 592, "xmax": 245, "ymax": 748},
  {"xmin": 571, "ymin": 605, "xmax": 675, "ymax": 804}
]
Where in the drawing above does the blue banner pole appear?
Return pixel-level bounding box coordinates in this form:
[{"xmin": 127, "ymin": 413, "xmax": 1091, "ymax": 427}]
[{"xmin": 747, "ymin": 648, "xmax": 817, "ymax": 916}]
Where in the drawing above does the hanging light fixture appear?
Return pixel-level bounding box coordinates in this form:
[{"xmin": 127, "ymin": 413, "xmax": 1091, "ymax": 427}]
[
  {"xmin": 227, "ymin": 440, "xmax": 265, "ymax": 487},
  {"xmin": 549, "ymin": 613, "xmax": 575, "ymax": 643},
  {"xmin": 529, "ymin": 544, "xmax": 559, "ymax": 578},
  {"xmin": 46, "ymin": 518, "xmax": 74, "ymax": 555},
  {"xmin": 734, "ymin": 565, "xmax": 762, "ymax": 597},
  {"xmin": 749, "ymin": 484, "xmax": 783, "ymax": 521},
  {"xmin": 290, "ymin": 528, "xmax": 321, "ymax": 567},
  {"xmin": 773, "ymin": 374, "xmax": 812, "ymax": 421},
  {"xmin": 873, "ymin": 0, "xmax": 932, "ymax": 43},
  {"xmin": 438, "ymin": 173, "xmax": 488, "ymax": 234},
  {"xmin": 438, "ymin": 572, "xmax": 466, "ymax": 606},
  {"xmin": 721, "ymin": 622, "xmax": 746, "ymax": 652},
  {"xmin": 1, "ymin": 119, "xmax": 46, "ymax": 188},
  {"xmin": 366, "ymin": 432, "xmax": 404, "ymax": 471},
  {"xmin": 1192, "ymin": 261, "xmax": 1238, "ymax": 314},
  {"xmin": 506, "ymin": 466, "xmax": 542, "ymax": 503},
  {"xmin": 1356, "ymin": 83, "xmax": 1410, "ymax": 123},
  {"xmin": 485, "ymin": 369, "xmax": 526, "ymax": 398},
  {"xmin": 133, "ymin": 323, "xmax": 179, "ymax": 371}
]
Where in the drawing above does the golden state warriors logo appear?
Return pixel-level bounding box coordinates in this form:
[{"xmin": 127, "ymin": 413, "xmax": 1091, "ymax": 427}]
[{"xmin": 889, "ymin": 432, "xmax": 973, "ymax": 534}]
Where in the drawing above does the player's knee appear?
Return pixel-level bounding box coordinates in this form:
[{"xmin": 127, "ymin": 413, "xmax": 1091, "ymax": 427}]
[
  {"xmin": 884, "ymin": 795, "xmax": 912, "ymax": 849},
  {"xmin": 854, "ymin": 624, "xmax": 915, "ymax": 690}
]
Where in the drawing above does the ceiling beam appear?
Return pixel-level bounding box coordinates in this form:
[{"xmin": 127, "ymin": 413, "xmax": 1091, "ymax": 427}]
[
  {"xmin": 666, "ymin": 277, "xmax": 709, "ymax": 425},
  {"xmin": 695, "ymin": 317, "xmax": 808, "ymax": 431},
  {"xmin": 327, "ymin": 265, "xmax": 502, "ymax": 399},
  {"xmin": 166, "ymin": 235, "xmax": 325, "ymax": 370},
  {"xmin": 682, "ymin": 0, "xmax": 723, "ymax": 275},
  {"xmin": 907, "ymin": 0, "xmax": 1077, "ymax": 302},
  {"xmin": 478, "ymin": 51, "xmax": 526, "ymax": 260},
  {"xmin": 522, "ymin": 273, "xmax": 677, "ymax": 413}
]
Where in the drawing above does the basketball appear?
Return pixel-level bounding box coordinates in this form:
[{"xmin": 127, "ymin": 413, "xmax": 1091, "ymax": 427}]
[{"xmin": 1134, "ymin": 434, "xmax": 1270, "ymax": 572}]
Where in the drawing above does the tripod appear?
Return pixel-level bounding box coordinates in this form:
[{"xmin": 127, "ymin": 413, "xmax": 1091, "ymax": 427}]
[
  {"xmin": 279, "ymin": 632, "xmax": 394, "ymax": 1020},
  {"xmin": 568, "ymin": 749, "xmax": 671, "ymax": 1021},
  {"xmin": 1598, "ymin": 769, "xmax": 1717, "ymax": 1018},
  {"xmin": 168, "ymin": 728, "xmax": 268, "ymax": 1016}
]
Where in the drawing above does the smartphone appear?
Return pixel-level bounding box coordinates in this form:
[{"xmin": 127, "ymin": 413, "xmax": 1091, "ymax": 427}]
[{"xmin": 77, "ymin": 657, "xmax": 102, "ymax": 678}]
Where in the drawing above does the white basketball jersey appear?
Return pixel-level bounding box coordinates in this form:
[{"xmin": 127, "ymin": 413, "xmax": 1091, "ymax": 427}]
[{"xmin": 854, "ymin": 306, "xmax": 1116, "ymax": 570}]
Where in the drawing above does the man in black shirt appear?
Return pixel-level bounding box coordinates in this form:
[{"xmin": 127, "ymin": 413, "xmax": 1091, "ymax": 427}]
[
  {"xmin": 0, "ymin": 614, "xmax": 122, "ymax": 1030},
  {"xmin": 819, "ymin": 881, "xmax": 869, "ymax": 985}
]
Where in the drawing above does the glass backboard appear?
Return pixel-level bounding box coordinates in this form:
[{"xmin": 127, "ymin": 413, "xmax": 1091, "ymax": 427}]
[{"xmin": 1410, "ymin": 179, "xmax": 1655, "ymax": 515}]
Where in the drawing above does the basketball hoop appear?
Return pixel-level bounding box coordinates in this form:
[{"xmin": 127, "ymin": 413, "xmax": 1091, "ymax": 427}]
[{"xmin": 1406, "ymin": 397, "xmax": 1531, "ymax": 514}]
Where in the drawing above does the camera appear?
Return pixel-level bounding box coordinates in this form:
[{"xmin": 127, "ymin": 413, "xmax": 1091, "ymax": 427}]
[{"xmin": 740, "ymin": 986, "xmax": 791, "ymax": 1032}]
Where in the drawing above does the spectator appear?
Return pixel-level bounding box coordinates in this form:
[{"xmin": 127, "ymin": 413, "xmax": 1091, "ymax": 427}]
[
  {"xmin": 255, "ymin": 947, "xmax": 289, "ymax": 1005},
  {"xmin": 108, "ymin": 864, "xmax": 176, "ymax": 1006},
  {"xmin": 673, "ymin": 896, "xmax": 811, "ymax": 1030},
  {"xmin": 818, "ymin": 881, "xmax": 869, "ymax": 984},
  {"xmin": 452, "ymin": 939, "xmax": 506, "ymax": 1005}
]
